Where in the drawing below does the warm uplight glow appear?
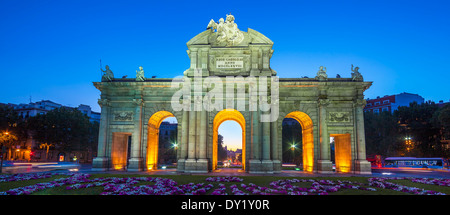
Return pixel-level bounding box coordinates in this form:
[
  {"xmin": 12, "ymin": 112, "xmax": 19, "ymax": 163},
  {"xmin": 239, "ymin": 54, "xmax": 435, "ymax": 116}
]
[
  {"xmin": 285, "ymin": 111, "xmax": 314, "ymax": 172},
  {"xmin": 332, "ymin": 133, "xmax": 352, "ymax": 173},
  {"xmin": 213, "ymin": 109, "xmax": 245, "ymax": 171},
  {"xmin": 147, "ymin": 111, "xmax": 175, "ymax": 170},
  {"xmin": 111, "ymin": 132, "xmax": 130, "ymax": 170}
]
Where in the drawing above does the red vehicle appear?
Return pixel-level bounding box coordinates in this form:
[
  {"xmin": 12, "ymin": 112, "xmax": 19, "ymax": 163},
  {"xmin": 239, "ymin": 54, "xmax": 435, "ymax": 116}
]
[{"xmin": 367, "ymin": 155, "xmax": 383, "ymax": 168}]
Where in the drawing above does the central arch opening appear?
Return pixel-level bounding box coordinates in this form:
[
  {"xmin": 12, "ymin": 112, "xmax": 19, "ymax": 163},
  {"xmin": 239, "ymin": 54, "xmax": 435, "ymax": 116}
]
[
  {"xmin": 213, "ymin": 109, "xmax": 246, "ymax": 171},
  {"xmin": 218, "ymin": 120, "xmax": 243, "ymax": 168}
]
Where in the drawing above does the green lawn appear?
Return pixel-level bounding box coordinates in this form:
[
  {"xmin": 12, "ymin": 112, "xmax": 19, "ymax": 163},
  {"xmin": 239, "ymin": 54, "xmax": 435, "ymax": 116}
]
[{"xmin": 1, "ymin": 173, "xmax": 449, "ymax": 195}]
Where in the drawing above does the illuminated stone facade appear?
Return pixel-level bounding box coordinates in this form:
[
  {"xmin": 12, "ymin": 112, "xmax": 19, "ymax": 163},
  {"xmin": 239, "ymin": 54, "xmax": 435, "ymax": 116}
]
[{"xmin": 92, "ymin": 15, "xmax": 372, "ymax": 174}]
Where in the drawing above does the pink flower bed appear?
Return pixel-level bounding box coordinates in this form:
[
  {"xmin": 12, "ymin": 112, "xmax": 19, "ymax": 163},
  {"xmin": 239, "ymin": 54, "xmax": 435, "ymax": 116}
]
[
  {"xmin": 368, "ymin": 177, "xmax": 446, "ymax": 195},
  {"xmin": 0, "ymin": 173, "xmax": 448, "ymax": 195}
]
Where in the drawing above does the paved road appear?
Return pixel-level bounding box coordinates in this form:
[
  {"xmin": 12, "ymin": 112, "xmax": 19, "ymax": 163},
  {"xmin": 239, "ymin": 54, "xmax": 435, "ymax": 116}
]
[
  {"xmin": 2, "ymin": 163, "xmax": 450, "ymax": 178},
  {"xmin": 371, "ymin": 167, "xmax": 450, "ymax": 178}
]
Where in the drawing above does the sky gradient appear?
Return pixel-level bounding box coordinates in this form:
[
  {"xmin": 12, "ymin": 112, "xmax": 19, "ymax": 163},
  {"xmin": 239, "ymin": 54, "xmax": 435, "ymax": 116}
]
[{"xmin": 1, "ymin": 0, "xmax": 449, "ymax": 149}]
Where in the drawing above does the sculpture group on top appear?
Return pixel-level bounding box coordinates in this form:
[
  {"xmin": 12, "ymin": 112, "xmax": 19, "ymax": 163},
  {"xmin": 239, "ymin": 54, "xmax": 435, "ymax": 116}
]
[
  {"xmin": 100, "ymin": 65, "xmax": 147, "ymax": 81},
  {"xmin": 207, "ymin": 14, "xmax": 244, "ymax": 46},
  {"xmin": 315, "ymin": 64, "xmax": 364, "ymax": 81},
  {"xmin": 136, "ymin": 66, "xmax": 145, "ymax": 81},
  {"xmin": 101, "ymin": 65, "xmax": 114, "ymax": 82}
]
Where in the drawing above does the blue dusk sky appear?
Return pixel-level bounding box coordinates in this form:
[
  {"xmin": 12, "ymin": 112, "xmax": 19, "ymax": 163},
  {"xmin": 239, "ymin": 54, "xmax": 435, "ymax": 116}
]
[{"xmin": 1, "ymin": 0, "xmax": 449, "ymax": 149}]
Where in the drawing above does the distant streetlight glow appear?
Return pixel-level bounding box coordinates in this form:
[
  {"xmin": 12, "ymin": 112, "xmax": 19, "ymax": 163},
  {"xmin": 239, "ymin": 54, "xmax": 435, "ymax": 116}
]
[{"xmin": 290, "ymin": 143, "xmax": 296, "ymax": 151}]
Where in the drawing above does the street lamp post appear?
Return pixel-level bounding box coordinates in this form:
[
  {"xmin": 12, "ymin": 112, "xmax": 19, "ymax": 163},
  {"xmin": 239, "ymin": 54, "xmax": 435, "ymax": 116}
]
[{"xmin": 405, "ymin": 137, "xmax": 413, "ymax": 153}]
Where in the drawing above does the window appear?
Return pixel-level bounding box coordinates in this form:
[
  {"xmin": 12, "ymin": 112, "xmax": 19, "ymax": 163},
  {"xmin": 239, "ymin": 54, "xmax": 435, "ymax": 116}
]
[
  {"xmin": 373, "ymin": 109, "xmax": 379, "ymax": 114},
  {"xmin": 374, "ymin": 102, "xmax": 380, "ymax": 105},
  {"xmin": 367, "ymin": 103, "xmax": 372, "ymax": 106},
  {"xmin": 383, "ymin": 100, "xmax": 390, "ymax": 104},
  {"xmin": 382, "ymin": 107, "xmax": 389, "ymax": 112}
]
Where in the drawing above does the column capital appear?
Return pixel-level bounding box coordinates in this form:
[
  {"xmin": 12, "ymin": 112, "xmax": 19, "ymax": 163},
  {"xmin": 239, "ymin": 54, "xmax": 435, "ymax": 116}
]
[
  {"xmin": 98, "ymin": 98, "xmax": 110, "ymax": 107},
  {"xmin": 354, "ymin": 98, "xmax": 367, "ymax": 108},
  {"xmin": 318, "ymin": 98, "xmax": 330, "ymax": 107},
  {"xmin": 132, "ymin": 98, "xmax": 145, "ymax": 107}
]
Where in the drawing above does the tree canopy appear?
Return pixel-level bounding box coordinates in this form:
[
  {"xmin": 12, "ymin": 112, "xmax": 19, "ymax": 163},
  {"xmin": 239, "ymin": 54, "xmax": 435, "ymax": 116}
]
[
  {"xmin": 365, "ymin": 101, "xmax": 450, "ymax": 158},
  {"xmin": 27, "ymin": 107, "xmax": 97, "ymax": 152}
]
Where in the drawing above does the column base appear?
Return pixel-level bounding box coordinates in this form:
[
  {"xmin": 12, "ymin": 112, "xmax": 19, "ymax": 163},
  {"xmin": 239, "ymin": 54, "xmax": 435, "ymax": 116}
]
[
  {"xmin": 262, "ymin": 160, "xmax": 273, "ymax": 173},
  {"xmin": 177, "ymin": 159, "xmax": 186, "ymax": 173},
  {"xmin": 184, "ymin": 159, "xmax": 209, "ymax": 173},
  {"xmin": 127, "ymin": 158, "xmax": 144, "ymax": 171},
  {"xmin": 248, "ymin": 159, "xmax": 274, "ymax": 174},
  {"xmin": 248, "ymin": 159, "xmax": 262, "ymax": 173},
  {"xmin": 92, "ymin": 157, "xmax": 109, "ymax": 171},
  {"xmin": 354, "ymin": 160, "xmax": 372, "ymax": 174},
  {"xmin": 197, "ymin": 159, "xmax": 209, "ymax": 173},
  {"xmin": 317, "ymin": 160, "xmax": 333, "ymax": 174},
  {"xmin": 272, "ymin": 160, "xmax": 282, "ymax": 173}
]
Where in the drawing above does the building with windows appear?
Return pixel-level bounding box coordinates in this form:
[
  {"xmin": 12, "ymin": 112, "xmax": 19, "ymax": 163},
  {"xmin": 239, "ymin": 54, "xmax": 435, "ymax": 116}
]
[
  {"xmin": 364, "ymin": 92, "xmax": 425, "ymax": 113},
  {"xmin": 13, "ymin": 100, "xmax": 100, "ymax": 122}
]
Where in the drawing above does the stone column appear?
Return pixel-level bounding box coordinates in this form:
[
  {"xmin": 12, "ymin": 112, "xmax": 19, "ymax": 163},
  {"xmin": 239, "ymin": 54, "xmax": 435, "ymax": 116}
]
[
  {"xmin": 185, "ymin": 103, "xmax": 197, "ymax": 172},
  {"xmin": 249, "ymin": 107, "xmax": 262, "ymax": 173},
  {"xmin": 187, "ymin": 109, "xmax": 196, "ymax": 160},
  {"xmin": 318, "ymin": 98, "xmax": 333, "ymax": 173},
  {"xmin": 128, "ymin": 98, "xmax": 144, "ymax": 171},
  {"xmin": 354, "ymin": 98, "xmax": 372, "ymax": 174},
  {"xmin": 92, "ymin": 98, "xmax": 110, "ymax": 171},
  {"xmin": 271, "ymin": 120, "xmax": 280, "ymax": 172},
  {"xmin": 177, "ymin": 110, "xmax": 189, "ymax": 172},
  {"xmin": 261, "ymin": 116, "xmax": 273, "ymax": 172},
  {"xmin": 262, "ymin": 120, "xmax": 271, "ymax": 160},
  {"xmin": 197, "ymin": 109, "xmax": 208, "ymax": 172}
]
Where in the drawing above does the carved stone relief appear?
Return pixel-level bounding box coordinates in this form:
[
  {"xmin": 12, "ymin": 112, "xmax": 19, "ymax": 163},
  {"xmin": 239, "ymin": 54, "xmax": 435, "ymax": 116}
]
[
  {"xmin": 113, "ymin": 111, "xmax": 134, "ymax": 121},
  {"xmin": 329, "ymin": 112, "xmax": 350, "ymax": 123}
]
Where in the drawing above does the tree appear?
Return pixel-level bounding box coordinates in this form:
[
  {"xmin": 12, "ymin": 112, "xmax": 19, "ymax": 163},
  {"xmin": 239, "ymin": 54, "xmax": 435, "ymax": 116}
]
[
  {"xmin": 27, "ymin": 107, "xmax": 93, "ymax": 160},
  {"xmin": 0, "ymin": 105, "xmax": 27, "ymax": 160},
  {"xmin": 0, "ymin": 104, "xmax": 18, "ymax": 131},
  {"xmin": 39, "ymin": 142, "xmax": 53, "ymax": 160},
  {"xmin": 395, "ymin": 101, "xmax": 443, "ymax": 157},
  {"xmin": 0, "ymin": 132, "xmax": 18, "ymax": 173},
  {"xmin": 364, "ymin": 111, "xmax": 402, "ymax": 157},
  {"xmin": 217, "ymin": 134, "xmax": 227, "ymax": 162},
  {"xmin": 436, "ymin": 104, "xmax": 450, "ymax": 140}
]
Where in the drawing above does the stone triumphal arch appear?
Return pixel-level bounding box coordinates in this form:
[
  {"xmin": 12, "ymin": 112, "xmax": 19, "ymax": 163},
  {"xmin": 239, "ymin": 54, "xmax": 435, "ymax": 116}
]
[{"xmin": 92, "ymin": 15, "xmax": 372, "ymax": 174}]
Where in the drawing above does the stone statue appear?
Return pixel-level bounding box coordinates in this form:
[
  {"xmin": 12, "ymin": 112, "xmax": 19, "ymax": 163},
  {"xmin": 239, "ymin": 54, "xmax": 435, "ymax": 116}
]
[
  {"xmin": 315, "ymin": 66, "xmax": 328, "ymax": 80},
  {"xmin": 101, "ymin": 65, "xmax": 114, "ymax": 82},
  {"xmin": 207, "ymin": 14, "xmax": 244, "ymax": 46},
  {"xmin": 136, "ymin": 66, "xmax": 145, "ymax": 81},
  {"xmin": 351, "ymin": 64, "xmax": 363, "ymax": 81}
]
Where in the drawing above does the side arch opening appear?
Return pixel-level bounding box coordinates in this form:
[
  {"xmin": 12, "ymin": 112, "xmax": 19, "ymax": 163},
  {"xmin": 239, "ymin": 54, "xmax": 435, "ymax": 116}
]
[
  {"xmin": 147, "ymin": 110, "xmax": 176, "ymax": 170},
  {"xmin": 283, "ymin": 111, "xmax": 314, "ymax": 172}
]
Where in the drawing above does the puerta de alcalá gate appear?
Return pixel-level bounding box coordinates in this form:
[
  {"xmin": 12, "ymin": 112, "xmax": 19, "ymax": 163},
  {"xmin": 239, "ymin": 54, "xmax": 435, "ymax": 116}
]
[{"xmin": 92, "ymin": 15, "xmax": 372, "ymax": 174}]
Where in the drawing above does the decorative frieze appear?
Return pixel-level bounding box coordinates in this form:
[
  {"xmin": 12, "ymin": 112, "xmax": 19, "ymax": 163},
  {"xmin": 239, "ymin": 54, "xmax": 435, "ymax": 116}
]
[
  {"xmin": 113, "ymin": 111, "xmax": 134, "ymax": 121},
  {"xmin": 329, "ymin": 112, "xmax": 350, "ymax": 123}
]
